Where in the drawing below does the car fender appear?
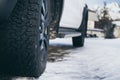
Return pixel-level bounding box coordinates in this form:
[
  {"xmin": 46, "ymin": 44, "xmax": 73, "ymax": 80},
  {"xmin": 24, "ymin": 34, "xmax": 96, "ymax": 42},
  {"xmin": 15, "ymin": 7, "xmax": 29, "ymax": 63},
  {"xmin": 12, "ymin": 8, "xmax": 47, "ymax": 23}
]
[{"xmin": 60, "ymin": 0, "xmax": 86, "ymax": 29}]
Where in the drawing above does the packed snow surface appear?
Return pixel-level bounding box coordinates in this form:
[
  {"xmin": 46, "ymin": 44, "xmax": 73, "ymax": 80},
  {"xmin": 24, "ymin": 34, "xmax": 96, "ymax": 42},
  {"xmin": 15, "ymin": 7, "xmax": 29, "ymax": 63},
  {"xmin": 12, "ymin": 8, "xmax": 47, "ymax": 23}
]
[{"xmin": 40, "ymin": 38, "xmax": 120, "ymax": 80}]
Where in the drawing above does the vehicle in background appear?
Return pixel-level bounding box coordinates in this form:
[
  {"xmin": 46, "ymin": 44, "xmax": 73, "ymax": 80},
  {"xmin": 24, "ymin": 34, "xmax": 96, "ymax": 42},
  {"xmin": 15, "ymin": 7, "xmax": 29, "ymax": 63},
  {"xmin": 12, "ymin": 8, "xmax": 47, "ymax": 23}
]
[{"xmin": 0, "ymin": 0, "xmax": 88, "ymax": 79}]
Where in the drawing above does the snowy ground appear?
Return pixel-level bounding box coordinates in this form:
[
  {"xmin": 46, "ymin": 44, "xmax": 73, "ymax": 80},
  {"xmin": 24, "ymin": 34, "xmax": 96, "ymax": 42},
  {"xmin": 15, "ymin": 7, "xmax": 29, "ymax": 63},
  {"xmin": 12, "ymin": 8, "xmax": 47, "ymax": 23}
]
[{"xmin": 40, "ymin": 38, "xmax": 120, "ymax": 80}]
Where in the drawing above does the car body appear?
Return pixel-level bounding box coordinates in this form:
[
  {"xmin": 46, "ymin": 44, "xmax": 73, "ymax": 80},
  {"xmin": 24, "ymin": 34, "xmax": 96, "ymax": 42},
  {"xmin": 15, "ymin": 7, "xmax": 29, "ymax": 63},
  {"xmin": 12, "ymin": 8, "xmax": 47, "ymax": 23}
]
[
  {"xmin": 60, "ymin": 0, "xmax": 85, "ymax": 29},
  {"xmin": 58, "ymin": 0, "xmax": 88, "ymax": 40},
  {"xmin": 0, "ymin": 0, "xmax": 88, "ymax": 79}
]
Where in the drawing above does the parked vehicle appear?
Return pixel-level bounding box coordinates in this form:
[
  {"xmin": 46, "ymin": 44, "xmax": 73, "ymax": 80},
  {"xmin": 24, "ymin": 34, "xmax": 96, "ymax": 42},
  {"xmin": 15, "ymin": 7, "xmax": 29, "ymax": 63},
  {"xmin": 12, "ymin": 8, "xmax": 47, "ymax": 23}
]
[{"xmin": 0, "ymin": 0, "xmax": 88, "ymax": 79}]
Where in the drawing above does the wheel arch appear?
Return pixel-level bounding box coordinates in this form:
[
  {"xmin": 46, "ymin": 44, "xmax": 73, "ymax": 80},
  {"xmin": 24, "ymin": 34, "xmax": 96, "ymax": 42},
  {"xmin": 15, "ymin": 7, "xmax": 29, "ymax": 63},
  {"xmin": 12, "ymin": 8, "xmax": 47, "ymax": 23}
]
[
  {"xmin": 50, "ymin": 0, "xmax": 63, "ymax": 32},
  {"xmin": 49, "ymin": 0, "xmax": 63, "ymax": 39},
  {"xmin": 49, "ymin": 0, "xmax": 63, "ymax": 22}
]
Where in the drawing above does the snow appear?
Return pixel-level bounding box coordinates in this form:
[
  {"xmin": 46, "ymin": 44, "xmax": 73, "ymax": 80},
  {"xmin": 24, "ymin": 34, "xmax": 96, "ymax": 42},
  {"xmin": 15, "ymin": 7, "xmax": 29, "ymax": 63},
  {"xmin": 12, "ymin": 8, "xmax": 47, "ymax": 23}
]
[
  {"xmin": 96, "ymin": 2, "xmax": 120, "ymax": 20},
  {"xmin": 86, "ymin": 0, "xmax": 120, "ymax": 10},
  {"xmin": 106, "ymin": 2, "xmax": 120, "ymax": 20},
  {"xmin": 85, "ymin": 0, "xmax": 104, "ymax": 10},
  {"xmin": 112, "ymin": 21, "xmax": 120, "ymax": 26},
  {"xmin": 40, "ymin": 38, "xmax": 120, "ymax": 80}
]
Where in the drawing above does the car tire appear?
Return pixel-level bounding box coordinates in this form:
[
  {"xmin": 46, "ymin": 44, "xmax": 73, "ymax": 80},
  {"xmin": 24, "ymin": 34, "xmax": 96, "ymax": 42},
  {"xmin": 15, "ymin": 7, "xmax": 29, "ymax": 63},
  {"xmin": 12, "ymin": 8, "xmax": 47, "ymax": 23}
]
[
  {"xmin": 72, "ymin": 35, "xmax": 85, "ymax": 47},
  {"xmin": 0, "ymin": 0, "xmax": 49, "ymax": 78}
]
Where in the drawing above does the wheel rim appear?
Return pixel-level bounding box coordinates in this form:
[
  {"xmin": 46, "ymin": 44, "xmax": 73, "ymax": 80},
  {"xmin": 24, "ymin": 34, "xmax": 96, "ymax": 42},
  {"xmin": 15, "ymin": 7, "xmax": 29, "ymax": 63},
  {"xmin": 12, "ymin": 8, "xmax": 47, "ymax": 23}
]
[{"xmin": 39, "ymin": 0, "xmax": 49, "ymax": 67}]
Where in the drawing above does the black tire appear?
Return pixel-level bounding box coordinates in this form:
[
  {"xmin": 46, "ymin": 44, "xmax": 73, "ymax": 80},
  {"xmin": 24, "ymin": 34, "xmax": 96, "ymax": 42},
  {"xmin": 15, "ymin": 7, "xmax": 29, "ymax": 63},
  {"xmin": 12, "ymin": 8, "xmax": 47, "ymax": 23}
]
[
  {"xmin": 72, "ymin": 36, "xmax": 85, "ymax": 47},
  {"xmin": 72, "ymin": 6, "xmax": 88, "ymax": 47},
  {"xmin": 72, "ymin": 26, "xmax": 86, "ymax": 47},
  {"xmin": 0, "ymin": 0, "xmax": 50, "ymax": 78}
]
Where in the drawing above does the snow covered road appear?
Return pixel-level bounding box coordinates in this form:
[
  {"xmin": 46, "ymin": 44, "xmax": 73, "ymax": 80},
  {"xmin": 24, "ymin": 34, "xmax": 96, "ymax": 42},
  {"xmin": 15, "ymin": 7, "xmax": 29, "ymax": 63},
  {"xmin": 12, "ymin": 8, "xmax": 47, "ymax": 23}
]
[{"xmin": 40, "ymin": 38, "xmax": 120, "ymax": 80}]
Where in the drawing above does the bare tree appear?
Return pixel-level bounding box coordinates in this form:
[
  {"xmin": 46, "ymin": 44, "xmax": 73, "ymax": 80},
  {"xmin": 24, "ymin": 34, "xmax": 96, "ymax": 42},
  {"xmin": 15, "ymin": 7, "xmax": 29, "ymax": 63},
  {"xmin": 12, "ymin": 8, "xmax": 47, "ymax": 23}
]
[{"xmin": 96, "ymin": 2, "xmax": 115, "ymax": 38}]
